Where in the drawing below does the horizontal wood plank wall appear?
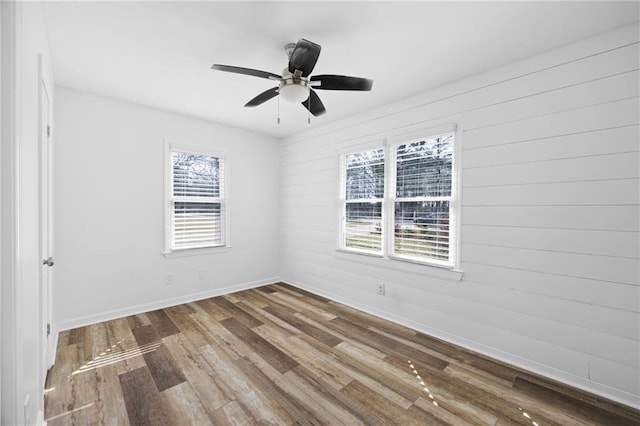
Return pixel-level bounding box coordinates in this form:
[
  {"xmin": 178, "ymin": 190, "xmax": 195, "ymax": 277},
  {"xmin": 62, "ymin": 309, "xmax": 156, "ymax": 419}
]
[{"xmin": 279, "ymin": 23, "xmax": 640, "ymax": 408}]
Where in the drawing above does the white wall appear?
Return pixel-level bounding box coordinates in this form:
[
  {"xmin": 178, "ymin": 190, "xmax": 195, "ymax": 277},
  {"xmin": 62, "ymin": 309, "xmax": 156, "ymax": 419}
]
[
  {"xmin": 280, "ymin": 24, "xmax": 640, "ymax": 407},
  {"xmin": 53, "ymin": 87, "xmax": 281, "ymax": 329},
  {"xmin": 1, "ymin": 2, "xmax": 55, "ymax": 424}
]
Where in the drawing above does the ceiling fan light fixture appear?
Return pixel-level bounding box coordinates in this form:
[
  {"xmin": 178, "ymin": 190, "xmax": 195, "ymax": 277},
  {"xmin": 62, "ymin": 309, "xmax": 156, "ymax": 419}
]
[{"xmin": 279, "ymin": 81, "xmax": 310, "ymax": 103}]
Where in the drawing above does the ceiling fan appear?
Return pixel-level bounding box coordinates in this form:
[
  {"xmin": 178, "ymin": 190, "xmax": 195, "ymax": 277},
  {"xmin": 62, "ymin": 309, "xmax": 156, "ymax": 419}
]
[{"xmin": 211, "ymin": 38, "xmax": 373, "ymax": 117}]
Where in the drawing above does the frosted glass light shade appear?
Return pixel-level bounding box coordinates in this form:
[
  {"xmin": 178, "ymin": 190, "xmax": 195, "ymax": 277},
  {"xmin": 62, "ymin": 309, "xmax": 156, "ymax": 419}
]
[{"xmin": 279, "ymin": 83, "xmax": 310, "ymax": 103}]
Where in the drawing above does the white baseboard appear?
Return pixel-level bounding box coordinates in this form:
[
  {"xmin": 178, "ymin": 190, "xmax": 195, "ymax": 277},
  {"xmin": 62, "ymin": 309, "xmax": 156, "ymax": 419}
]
[
  {"xmin": 52, "ymin": 276, "xmax": 280, "ymax": 337},
  {"xmin": 281, "ymin": 278, "xmax": 640, "ymax": 411}
]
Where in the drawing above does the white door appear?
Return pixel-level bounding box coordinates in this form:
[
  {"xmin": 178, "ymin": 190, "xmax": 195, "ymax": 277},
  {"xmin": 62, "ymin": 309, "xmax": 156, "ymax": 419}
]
[{"xmin": 39, "ymin": 61, "xmax": 53, "ymax": 394}]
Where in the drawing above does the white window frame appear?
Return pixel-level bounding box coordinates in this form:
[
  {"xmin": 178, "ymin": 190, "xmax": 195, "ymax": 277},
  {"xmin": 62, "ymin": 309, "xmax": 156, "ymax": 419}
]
[
  {"xmin": 163, "ymin": 141, "xmax": 230, "ymax": 257},
  {"xmin": 387, "ymin": 129, "xmax": 457, "ymax": 268},
  {"xmin": 337, "ymin": 124, "xmax": 461, "ymax": 272}
]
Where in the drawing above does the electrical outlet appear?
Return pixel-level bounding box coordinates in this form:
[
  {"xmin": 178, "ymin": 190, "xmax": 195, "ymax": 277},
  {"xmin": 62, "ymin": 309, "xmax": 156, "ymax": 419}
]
[
  {"xmin": 377, "ymin": 283, "xmax": 386, "ymax": 295},
  {"xmin": 165, "ymin": 274, "xmax": 173, "ymax": 285}
]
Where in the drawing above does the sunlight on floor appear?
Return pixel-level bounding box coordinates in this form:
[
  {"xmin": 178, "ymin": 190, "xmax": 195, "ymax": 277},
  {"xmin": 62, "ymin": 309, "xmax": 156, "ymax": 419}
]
[
  {"xmin": 71, "ymin": 340, "xmax": 162, "ymax": 376},
  {"xmin": 408, "ymin": 359, "xmax": 439, "ymax": 407}
]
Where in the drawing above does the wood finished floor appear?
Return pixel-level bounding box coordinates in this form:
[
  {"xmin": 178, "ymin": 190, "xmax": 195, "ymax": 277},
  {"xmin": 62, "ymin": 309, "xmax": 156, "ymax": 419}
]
[{"xmin": 45, "ymin": 283, "xmax": 640, "ymax": 425}]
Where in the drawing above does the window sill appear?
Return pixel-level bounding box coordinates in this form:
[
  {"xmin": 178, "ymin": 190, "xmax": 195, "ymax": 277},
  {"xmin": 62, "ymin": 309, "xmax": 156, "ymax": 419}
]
[
  {"xmin": 335, "ymin": 248, "xmax": 384, "ymax": 259},
  {"xmin": 334, "ymin": 249, "xmax": 463, "ymax": 282},
  {"xmin": 163, "ymin": 245, "xmax": 231, "ymax": 259}
]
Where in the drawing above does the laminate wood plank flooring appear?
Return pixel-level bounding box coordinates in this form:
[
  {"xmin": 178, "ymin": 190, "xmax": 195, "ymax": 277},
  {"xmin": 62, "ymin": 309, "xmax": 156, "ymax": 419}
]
[{"xmin": 45, "ymin": 283, "xmax": 640, "ymax": 425}]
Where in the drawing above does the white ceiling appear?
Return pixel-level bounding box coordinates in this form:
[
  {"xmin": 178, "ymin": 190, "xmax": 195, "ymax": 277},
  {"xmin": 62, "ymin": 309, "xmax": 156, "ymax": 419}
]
[{"xmin": 42, "ymin": 1, "xmax": 639, "ymax": 138}]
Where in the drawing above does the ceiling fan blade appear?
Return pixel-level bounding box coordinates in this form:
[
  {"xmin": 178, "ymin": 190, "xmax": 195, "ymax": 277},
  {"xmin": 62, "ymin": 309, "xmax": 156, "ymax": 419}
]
[
  {"xmin": 288, "ymin": 39, "xmax": 321, "ymax": 77},
  {"xmin": 211, "ymin": 64, "xmax": 281, "ymax": 81},
  {"xmin": 244, "ymin": 87, "xmax": 279, "ymax": 107},
  {"xmin": 310, "ymin": 74, "xmax": 373, "ymax": 91},
  {"xmin": 301, "ymin": 90, "xmax": 326, "ymax": 116}
]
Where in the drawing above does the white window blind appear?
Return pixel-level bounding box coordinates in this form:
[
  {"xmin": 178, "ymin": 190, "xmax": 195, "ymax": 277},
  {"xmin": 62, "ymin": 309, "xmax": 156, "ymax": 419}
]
[
  {"xmin": 171, "ymin": 150, "xmax": 225, "ymax": 250},
  {"xmin": 392, "ymin": 133, "xmax": 454, "ymax": 264},
  {"xmin": 342, "ymin": 148, "xmax": 385, "ymax": 254}
]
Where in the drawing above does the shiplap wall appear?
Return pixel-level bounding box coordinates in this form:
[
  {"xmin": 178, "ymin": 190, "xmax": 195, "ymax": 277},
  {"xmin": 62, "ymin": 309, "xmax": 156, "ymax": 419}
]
[{"xmin": 280, "ymin": 24, "xmax": 640, "ymax": 407}]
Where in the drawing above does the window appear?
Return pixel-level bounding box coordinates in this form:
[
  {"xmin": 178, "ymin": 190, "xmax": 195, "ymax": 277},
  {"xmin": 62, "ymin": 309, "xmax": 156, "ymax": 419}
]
[
  {"xmin": 341, "ymin": 148, "xmax": 385, "ymax": 254},
  {"xmin": 166, "ymin": 145, "xmax": 227, "ymax": 252},
  {"xmin": 339, "ymin": 129, "xmax": 458, "ymax": 268},
  {"xmin": 391, "ymin": 133, "xmax": 454, "ymax": 266}
]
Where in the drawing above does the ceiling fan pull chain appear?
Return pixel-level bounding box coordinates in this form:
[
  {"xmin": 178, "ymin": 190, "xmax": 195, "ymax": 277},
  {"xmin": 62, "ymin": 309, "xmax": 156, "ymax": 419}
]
[
  {"xmin": 277, "ymin": 96, "xmax": 281, "ymax": 124},
  {"xmin": 307, "ymin": 97, "xmax": 311, "ymax": 124}
]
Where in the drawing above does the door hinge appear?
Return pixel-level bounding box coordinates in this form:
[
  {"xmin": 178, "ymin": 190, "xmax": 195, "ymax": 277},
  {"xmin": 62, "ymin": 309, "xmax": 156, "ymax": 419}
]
[
  {"xmin": 47, "ymin": 125, "xmax": 51, "ymax": 137},
  {"xmin": 46, "ymin": 323, "xmax": 51, "ymax": 336}
]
